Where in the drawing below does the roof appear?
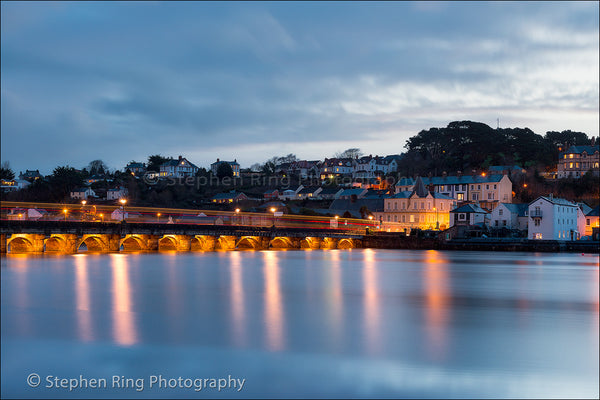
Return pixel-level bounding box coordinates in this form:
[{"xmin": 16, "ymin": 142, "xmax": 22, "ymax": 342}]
[
  {"xmin": 502, "ymin": 203, "xmax": 529, "ymax": 217},
  {"xmin": 488, "ymin": 165, "xmax": 524, "ymax": 172},
  {"xmin": 529, "ymin": 196, "xmax": 577, "ymax": 207},
  {"xmin": 162, "ymin": 158, "xmax": 199, "ymax": 169},
  {"xmin": 412, "ymin": 176, "xmax": 429, "ymax": 198},
  {"xmin": 562, "ymin": 145, "xmax": 599, "ymax": 155},
  {"xmin": 396, "ymin": 174, "xmax": 506, "ymax": 187},
  {"xmin": 212, "ymin": 192, "xmax": 246, "ymax": 200},
  {"xmin": 264, "ymin": 189, "xmax": 279, "ymax": 194},
  {"xmin": 126, "ymin": 162, "xmax": 145, "ymax": 168},
  {"xmin": 211, "ymin": 159, "xmax": 240, "ymax": 166},
  {"xmin": 329, "ymin": 198, "xmax": 386, "ymax": 213},
  {"xmin": 339, "ymin": 188, "xmax": 367, "ymax": 196},
  {"xmin": 451, "ymin": 203, "xmax": 488, "ymax": 214},
  {"xmin": 319, "ymin": 187, "xmax": 343, "ymax": 195},
  {"xmin": 587, "ymin": 206, "xmax": 600, "ymax": 217},
  {"xmin": 299, "ymin": 186, "xmax": 321, "ymax": 194}
]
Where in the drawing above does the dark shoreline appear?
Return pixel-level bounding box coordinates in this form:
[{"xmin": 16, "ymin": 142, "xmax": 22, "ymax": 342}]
[{"xmin": 363, "ymin": 234, "xmax": 600, "ymax": 253}]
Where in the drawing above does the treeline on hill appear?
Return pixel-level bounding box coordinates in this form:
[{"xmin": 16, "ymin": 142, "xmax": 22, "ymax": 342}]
[{"xmin": 397, "ymin": 120, "xmax": 594, "ymax": 177}]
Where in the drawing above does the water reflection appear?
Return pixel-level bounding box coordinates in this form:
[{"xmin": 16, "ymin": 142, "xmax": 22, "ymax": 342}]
[
  {"xmin": 229, "ymin": 251, "xmax": 246, "ymax": 347},
  {"xmin": 328, "ymin": 250, "xmax": 343, "ymax": 351},
  {"xmin": 110, "ymin": 254, "xmax": 137, "ymax": 346},
  {"xmin": 74, "ymin": 255, "xmax": 93, "ymax": 342},
  {"xmin": 12, "ymin": 256, "xmax": 31, "ymax": 335},
  {"xmin": 363, "ymin": 248, "xmax": 381, "ymax": 356},
  {"xmin": 423, "ymin": 250, "xmax": 450, "ymax": 361},
  {"xmin": 263, "ymin": 251, "xmax": 284, "ymax": 351}
]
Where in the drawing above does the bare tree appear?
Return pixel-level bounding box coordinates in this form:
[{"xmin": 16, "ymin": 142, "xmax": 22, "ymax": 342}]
[{"xmin": 335, "ymin": 148, "xmax": 362, "ymax": 159}]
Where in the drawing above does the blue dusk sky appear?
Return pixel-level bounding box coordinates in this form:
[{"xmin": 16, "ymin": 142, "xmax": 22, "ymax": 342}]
[{"xmin": 1, "ymin": 1, "xmax": 598, "ymax": 175}]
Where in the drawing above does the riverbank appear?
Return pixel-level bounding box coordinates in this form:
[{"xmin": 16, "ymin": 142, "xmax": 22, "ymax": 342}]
[{"xmin": 363, "ymin": 234, "xmax": 600, "ymax": 253}]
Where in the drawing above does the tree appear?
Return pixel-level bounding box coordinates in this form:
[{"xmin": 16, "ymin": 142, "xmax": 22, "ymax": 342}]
[
  {"xmin": 250, "ymin": 163, "xmax": 262, "ymax": 172},
  {"xmin": 147, "ymin": 155, "xmax": 170, "ymax": 172},
  {"xmin": 49, "ymin": 166, "xmax": 84, "ymax": 200},
  {"xmin": 261, "ymin": 161, "xmax": 276, "ymax": 175},
  {"xmin": 88, "ymin": 159, "xmax": 108, "ymax": 175},
  {"xmin": 216, "ymin": 162, "xmax": 233, "ymax": 178},
  {"xmin": 0, "ymin": 161, "xmax": 15, "ymax": 180},
  {"xmin": 335, "ymin": 148, "xmax": 362, "ymax": 159}
]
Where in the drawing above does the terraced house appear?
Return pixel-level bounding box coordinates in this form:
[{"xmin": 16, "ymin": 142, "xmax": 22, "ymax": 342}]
[
  {"xmin": 374, "ymin": 177, "xmax": 456, "ymax": 232},
  {"xmin": 395, "ymin": 174, "xmax": 512, "ymax": 210},
  {"xmin": 557, "ymin": 145, "xmax": 600, "ymax": 179}
]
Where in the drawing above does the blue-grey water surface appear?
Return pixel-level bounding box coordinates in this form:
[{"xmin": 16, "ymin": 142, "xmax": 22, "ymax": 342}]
[{"xmin": 1, "ymin": 249, "xmax": 598, "ymax": 398}]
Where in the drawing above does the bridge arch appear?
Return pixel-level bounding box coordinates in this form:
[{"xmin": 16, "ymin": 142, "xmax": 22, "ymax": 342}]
[
  {"xmin": 78, "ymin": 235, "xmax": 105, "ymax": 252},
  {"xmin": 7, "ymin": 235, "xmax": 35, "ymax": 253},
  {"xmin": 300, "ymin": 237, "xmax": 316, "ymax": 249},
  {"xmin": 121, "ymin": 235, "xmax": 145, "ymax": 251},
  {"xmin": 237, "ymin": 236, "xmax": 261, "ymax": 250},
  {"xmin": 159, "ymin": 235, "xmax": 178, "ymax": 251},
  {"xmin": 269, "ymin": 236, "xmax": 293, "ymax": 249},
  {"xmin": 320, "ymin": 237, "xmax": 337, "ymax": 249},
  {"xmin": 337, "ymin": 238, "xmax": 354, "ymax": 249},
  {"xmin": 44, "ymin": 236, "xmax": 66, "ymax": 252}
]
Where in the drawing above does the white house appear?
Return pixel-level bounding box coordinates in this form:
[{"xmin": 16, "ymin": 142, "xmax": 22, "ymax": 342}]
[
  {"xmin": 70, "ymin": 187, "xmax": 96, "ymax": 200},
  {"xmin": 278, "ymin": 185, "xmax": 303, "ymax": 201},
  {"xmin": 107, "ymin": 187, "xmax": 128, "ymax": 201},
  {"xmin": 528, "ymin": 195, "xmax": 582, "ymax": 240},
  {"xmin": 160, "ymin": 156, "xmax": 199, "ymax": 178},
  {"xmin": 489, "ymin": 203, "xmax": 529, "ymax": 231}
]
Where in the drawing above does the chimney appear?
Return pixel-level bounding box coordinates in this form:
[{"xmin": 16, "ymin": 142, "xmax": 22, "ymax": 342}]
[
  {"xmin": 217, "ymin": 158, "xmax": 220, "ymax": 163},
  {"xmin": 178, "ymin": 155, "xmax": 182, "ymax": 161}
]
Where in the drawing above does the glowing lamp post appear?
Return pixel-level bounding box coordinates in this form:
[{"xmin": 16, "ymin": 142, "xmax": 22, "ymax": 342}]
[
  {"xmin": 99, "ymin": 213, "xmax": 104, "ymax": 222},
  {"xmin": 235, "ymin": 208, "xmax": 241, "ymax": 225},
  {"xmin": 156, "ymin": 213, "xmax": 161, "ymax": 223},
  {"xmin": 63, "ymin": 209, "xmax": 68, "ymax": 221},
  {"xmin": 270, "ymin": 207, "xmax": 276, "ymax": 227},
  {"xmin": 119, "ymin": 199, "xmax": 127, "ymax": 222},
  {"xmin": 81, "ymin": 200, "xmax": 87, "ymax": 220}
]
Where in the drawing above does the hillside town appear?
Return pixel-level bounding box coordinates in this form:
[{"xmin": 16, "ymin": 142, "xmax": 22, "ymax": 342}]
[{"xmin": 2, "ymin": 124, "xmax": 599, "ymax": 242}]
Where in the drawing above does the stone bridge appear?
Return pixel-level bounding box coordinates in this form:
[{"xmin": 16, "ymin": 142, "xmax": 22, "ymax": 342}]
[{"xmin": 1, "ymin": 220, "xmax": 363, "ymax": 254}]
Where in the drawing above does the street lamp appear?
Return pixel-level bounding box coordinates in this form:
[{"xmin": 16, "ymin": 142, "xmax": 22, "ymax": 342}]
[
  {"xmin": 99, "ymin": 213, "xmax": 104, "ymax": 222},
  {"xmin": 156, "ymin": 213, "xmax": 161, "ymax": 223},
  {"xmin": 119, "ymin": 199, "xmax": 127, "ymax": 222},
  {"xmin": 81, "ymin": 200, "xmax": 87, "ymax": 221},
  {"xmin": 270, "ymin": 207, "xmax": 276, "ymax": 227},
  {"xmin": 63, "ymin": 208, "xmax": 68, "ymax": 221}
]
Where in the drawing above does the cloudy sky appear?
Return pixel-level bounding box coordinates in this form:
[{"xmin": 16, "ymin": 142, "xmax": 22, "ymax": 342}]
[{"xmin": 2, "ymin": 1, "xmax": 598, "ymax": 175}]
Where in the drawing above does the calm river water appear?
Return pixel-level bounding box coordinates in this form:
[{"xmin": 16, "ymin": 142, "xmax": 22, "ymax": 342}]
[{"xmin": 1, "ymin": 249, "xmax": 598, "ymax": 398}]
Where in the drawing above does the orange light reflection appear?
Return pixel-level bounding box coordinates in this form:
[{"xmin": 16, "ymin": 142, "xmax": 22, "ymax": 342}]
[
  {"xmin": 74, "ymin": 254, "xmax": 93, "ymax": 342},
  {"xmin": 423, "ymin": 250, "xmax": 450, "ymax": 361},
  {"xmin": 363, "ymin": 248, "xmax": 381, "ymax": 356},
  {"xmin": 230, "ymin": 251, "xmax": 246, "ymax": 347},
  {"xmin": 263, "ymin": 251, "xmax": 284, "ymax": 351},
  {"xmin": 110, "ymin": 254, "xmax": 137, "ymax": 346}
]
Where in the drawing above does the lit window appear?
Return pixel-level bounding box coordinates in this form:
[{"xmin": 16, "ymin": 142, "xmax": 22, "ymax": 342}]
[{"xmin": 569, "ymin": 154, "xmax": 573, "ymax": 158}]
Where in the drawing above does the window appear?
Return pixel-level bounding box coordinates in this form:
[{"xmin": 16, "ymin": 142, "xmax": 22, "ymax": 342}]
[
  {"xmin": 402, "ymin": 202, "xmax": 406, "ymax": 210},
  {"xmin": 569, "ymin": 154, "xmax": 574, "ymax": 158},
  {"xmin": 413, "ymin": 202, "xmax": 417, "ymax": 209},
  {"xmin": 421, "ymin": 202, "xmax": 424, "ymax": 209},
  {"xmin": 394, "ymin": 201, "xmax": 397, "ymax": 210},
  {"xmin": 587, "ymin": 218, "xmax": 591, "ymax": 226},
  {"xmin": 459, "ymin": 213, "xmax": 466, "ymax": 220},
  {"xmin": 576, "ymin": 163, "xmax": 579, "ymax": 168},
  {"xmin": 478, "ymin": 185, "xmax": 481, "ymax": 190},
  {"xmin": 394, "ymin": 215, "xmax": 397, "ymax": 222},
  {"xmin": 440, "ymin": 203, "xmax": 444, "ymax": 210},
  {"xmin": 427, "ymin": 202, "xmax": 431, "ymax": 209},
  {"xmin": 499, "ymin": 209, "xmax": 503, "ymax": 216},
  {"xmin": 472, "ymin": 193, "xmax": 478, "ymax": 201},
  {"xmin": 387, "ymin": 215, "xmax": 391, "ymax": 222},
  {"xmin": 502, "ymin": 220, "xmax": 506, "ymax": 226},
  {"xmin": 495, "ymin": 220, "xmax": 499, "ymax": 227},
  {"xmin": 494, "ymin": 184, "xmax": 497, "ymax": 189},
  {"xmin": 457, "ymin": 193, "xmax": 464, "ymax": 201},
  {"xmin": 402, "ymin": 215, "xmax": 406, "ymax": 222},
  {"xmin": 534, "ymin": 233, "xmax": 542, "ymax": 239},
  {"xmin": 488, "ymin": 193, "xmax": 493, "ymax": 200},
  {"xmin": 569, "ymin": 162, "xmax": 573, "ymax": 168},
  {"xmin": 534, "ymin": 219, "xmax": 540, "ymax": 226},
  {"xmin": 410, "ymin": 215, "xmax": 414, "ymax": 223},
  {"xmin": 486, "ymin": 185, "xmax": 489, "ymax": 190}
]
